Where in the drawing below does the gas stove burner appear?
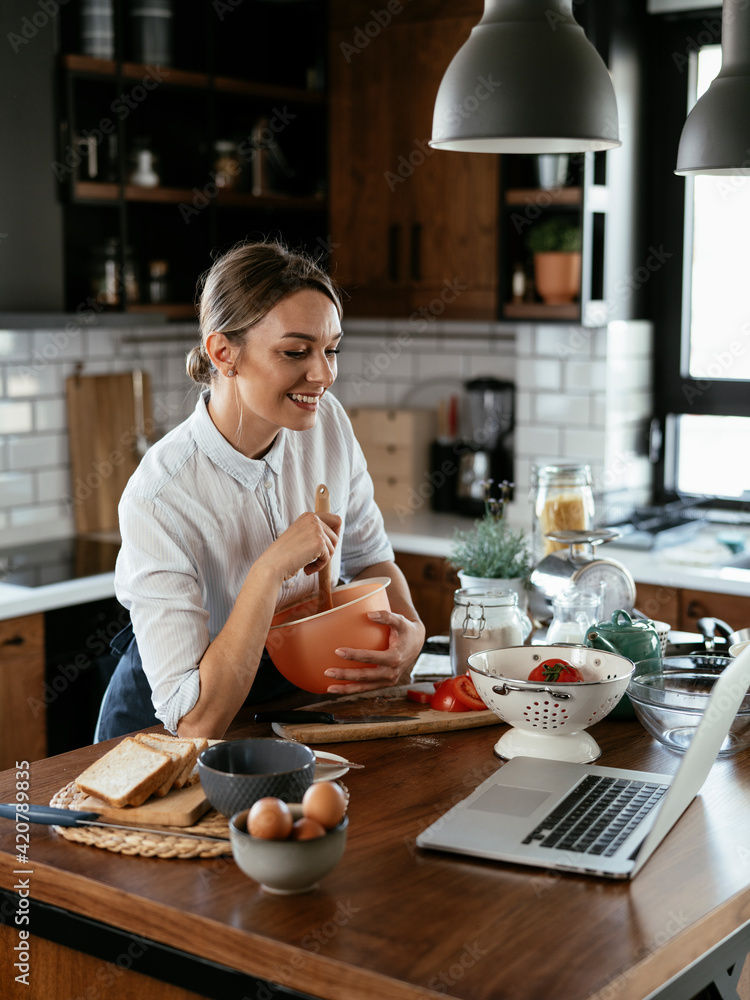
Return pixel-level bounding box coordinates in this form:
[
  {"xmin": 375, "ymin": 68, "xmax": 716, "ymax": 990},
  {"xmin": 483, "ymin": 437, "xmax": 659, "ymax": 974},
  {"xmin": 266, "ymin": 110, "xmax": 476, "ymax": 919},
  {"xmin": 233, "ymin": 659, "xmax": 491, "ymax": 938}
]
[{"xmin": 0, "ymin": 537, "xmax": 120, "ymax": 588}]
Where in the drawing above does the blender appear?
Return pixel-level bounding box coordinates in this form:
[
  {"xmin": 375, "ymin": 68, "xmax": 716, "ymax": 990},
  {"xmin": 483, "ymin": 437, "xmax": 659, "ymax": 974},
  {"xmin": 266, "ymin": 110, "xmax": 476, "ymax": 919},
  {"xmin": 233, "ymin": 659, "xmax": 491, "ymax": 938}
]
[{"xmin": 455, "ymin": 378, "xmax": 515, "ymax": 517}]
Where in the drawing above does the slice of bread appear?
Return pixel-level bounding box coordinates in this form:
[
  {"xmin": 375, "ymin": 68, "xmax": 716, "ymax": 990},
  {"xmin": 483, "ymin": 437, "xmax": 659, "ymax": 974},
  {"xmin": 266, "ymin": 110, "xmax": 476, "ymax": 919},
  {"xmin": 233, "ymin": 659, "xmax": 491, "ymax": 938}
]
[
  {"xmin": 135, "ymin": 733, "xmax": 203, "ymax": 794},
  {"xmin": 135, "ymin": 735, "xmax": 186, "ymax": 797},
  {"xmin": 75, "ymin": 737, "xmax": 173, "ymax": 808},
  {"xmin": 177, "ymin": 736, "xmax": 209, "ymax": 787}
]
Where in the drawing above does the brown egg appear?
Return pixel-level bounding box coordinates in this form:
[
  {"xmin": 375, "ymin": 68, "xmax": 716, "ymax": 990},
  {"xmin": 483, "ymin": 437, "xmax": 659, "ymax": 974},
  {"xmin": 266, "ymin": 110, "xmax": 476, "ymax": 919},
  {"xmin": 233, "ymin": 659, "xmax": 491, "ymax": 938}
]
[
  {"xmin": 302, "ymin": 781, "xmax": 347, "ymax": 829},
  {"xmin": 290, "ymin": 816, "xmax": 327, "ymax": 841},
  {"xmin": 247, "ymin": 797, "xmax": 293, "ymax": 840}
]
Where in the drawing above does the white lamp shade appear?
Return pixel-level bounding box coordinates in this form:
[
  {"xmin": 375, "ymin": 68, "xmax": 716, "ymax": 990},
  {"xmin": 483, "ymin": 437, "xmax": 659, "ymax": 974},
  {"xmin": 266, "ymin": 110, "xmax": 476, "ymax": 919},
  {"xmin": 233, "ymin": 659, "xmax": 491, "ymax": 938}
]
[{"xmin": 430, "ymin": 0, "xmax": 621, "ymax": 154}]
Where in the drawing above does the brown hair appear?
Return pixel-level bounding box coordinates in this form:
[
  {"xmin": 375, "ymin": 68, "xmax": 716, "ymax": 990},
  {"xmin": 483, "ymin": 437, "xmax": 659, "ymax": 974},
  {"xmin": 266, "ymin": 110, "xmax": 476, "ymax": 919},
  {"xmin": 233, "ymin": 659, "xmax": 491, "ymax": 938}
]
[{"xmin": 186, "ymin": 240, "xmax": 343, "ymax": 385}]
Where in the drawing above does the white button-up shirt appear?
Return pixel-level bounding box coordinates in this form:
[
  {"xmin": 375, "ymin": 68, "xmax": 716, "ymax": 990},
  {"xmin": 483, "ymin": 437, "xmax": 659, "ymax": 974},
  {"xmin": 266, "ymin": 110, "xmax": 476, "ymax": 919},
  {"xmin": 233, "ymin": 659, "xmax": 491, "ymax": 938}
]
[{"xmin": 114, "ymin": 390, "xmax": 394, "ymax": 732}]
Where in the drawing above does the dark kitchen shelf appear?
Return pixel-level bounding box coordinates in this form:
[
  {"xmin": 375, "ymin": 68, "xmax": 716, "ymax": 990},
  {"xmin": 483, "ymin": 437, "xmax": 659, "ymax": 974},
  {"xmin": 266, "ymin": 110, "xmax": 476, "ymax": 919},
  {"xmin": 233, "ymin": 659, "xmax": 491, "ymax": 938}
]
[
  {"xmin": 73, "ymin": 182, "xmax": 325, "ymax": 212},
  {"xmin": 503, "ymin": 301, "xmax": 581, "ymax": 320},
  {"xmin": 504, "ymin": 187, "xmax": 582, "ymax": 207}
]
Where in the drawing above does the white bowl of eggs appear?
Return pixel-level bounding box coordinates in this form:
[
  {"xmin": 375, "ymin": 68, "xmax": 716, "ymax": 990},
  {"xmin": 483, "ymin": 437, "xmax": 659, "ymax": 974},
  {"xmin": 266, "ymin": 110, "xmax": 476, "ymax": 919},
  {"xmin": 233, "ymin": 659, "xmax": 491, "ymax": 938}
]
[{"xmin": 229, "ymin": 781, "xmax": 348, "ymax": 894}]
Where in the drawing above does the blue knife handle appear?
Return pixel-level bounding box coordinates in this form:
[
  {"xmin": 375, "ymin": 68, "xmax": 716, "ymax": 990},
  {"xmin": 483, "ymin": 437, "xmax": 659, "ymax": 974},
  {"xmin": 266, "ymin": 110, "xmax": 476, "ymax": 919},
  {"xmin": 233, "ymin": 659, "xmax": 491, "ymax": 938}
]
[{"xmin": 0, "ymin": 803, "xmax": 100, "ymax": 827}]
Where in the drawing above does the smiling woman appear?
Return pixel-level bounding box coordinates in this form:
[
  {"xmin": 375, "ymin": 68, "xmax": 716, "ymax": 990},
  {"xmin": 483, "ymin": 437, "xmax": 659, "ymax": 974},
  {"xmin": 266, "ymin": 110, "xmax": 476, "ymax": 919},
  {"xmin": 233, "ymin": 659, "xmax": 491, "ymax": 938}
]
[{"xmin": 94, "ymin": 240, "xmax": 425, "ymax": 743}]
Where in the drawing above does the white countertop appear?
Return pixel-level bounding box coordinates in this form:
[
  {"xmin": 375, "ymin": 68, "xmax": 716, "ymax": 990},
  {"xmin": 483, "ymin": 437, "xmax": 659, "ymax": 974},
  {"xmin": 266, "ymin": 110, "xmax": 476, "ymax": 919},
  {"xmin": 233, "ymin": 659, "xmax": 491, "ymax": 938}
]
[{"xmin": 1, "ymin": 514, "xmax": 748, "ymax": 622}]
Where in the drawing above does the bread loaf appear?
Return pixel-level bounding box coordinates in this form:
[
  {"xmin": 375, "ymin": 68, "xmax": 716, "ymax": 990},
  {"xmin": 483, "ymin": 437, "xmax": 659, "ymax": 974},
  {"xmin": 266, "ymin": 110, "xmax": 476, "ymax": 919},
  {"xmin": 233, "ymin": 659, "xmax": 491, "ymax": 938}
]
[
  {"xmin": 75, "ymin": 737, "xmax": 173, "ymax": 808},
  {"xmin": 135, "ymin": 733, "xmax": 204, "ymax": 794}
]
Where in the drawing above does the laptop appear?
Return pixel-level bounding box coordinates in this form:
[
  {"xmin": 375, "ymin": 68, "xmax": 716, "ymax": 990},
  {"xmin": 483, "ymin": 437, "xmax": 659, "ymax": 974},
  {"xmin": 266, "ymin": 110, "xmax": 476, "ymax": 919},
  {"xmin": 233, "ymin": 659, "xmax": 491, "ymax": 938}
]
[{"xmin": 417, "ymin": 645, "xmax": 750, "ymax": 879}]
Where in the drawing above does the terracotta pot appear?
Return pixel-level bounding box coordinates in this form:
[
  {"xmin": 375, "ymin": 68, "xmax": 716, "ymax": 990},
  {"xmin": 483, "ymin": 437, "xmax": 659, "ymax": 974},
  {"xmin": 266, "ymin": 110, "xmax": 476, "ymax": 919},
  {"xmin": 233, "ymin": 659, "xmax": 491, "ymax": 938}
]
[{"xmin": 533, "ymin": 251, "xmax": 582, "ymax": 305}]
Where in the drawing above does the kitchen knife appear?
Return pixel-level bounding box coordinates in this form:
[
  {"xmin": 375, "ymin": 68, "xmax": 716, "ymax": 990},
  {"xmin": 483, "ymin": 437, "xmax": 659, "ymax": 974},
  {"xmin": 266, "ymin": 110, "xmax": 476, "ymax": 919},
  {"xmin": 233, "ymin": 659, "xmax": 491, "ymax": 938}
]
[
  {"xmin": 253, "ymin": 711, "xmax": 418, "ymax": 725},
  {"xmin": 0, "ymin": 803, "xmax": 229, "ymax": 843}
]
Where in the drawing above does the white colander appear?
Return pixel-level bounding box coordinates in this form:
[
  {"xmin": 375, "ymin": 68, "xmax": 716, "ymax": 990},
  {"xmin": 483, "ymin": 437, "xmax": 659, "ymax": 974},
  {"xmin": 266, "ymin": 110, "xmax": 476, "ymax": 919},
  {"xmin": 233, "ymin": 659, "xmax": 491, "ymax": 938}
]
[{"xmin": 468, "ymin": 645, "xmax": 635, "ymax": 763}]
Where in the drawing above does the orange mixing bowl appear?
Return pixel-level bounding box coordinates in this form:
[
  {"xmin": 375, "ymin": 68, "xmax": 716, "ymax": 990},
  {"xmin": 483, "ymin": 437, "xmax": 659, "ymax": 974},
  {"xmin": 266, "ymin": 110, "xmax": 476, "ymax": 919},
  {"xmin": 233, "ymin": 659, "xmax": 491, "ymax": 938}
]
[{"xmin": 266, "ymin": 577, "xmax": 391, "ymax": 693}]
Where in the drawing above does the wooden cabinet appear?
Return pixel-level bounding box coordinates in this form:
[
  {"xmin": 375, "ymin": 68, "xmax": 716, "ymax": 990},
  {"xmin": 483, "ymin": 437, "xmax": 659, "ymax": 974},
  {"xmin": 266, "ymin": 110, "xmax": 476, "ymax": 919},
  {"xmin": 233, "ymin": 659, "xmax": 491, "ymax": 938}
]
[
  {"xmin": 635, "ymin": 581, "xmax": 750, "ymax": 633},
  {"xmin": 329, "ymin": 5, "xmax": 499, "ymax": 319},
  {"xmin": 57, "ymin": 0, "xmax": 327, "ymax": 316},
  {"xmin": 395, "ymin": 551, "xmax": 458, "ymax": 637},
  {"xmin": 0, "ymin": 615, "xmax": 46, "ymax": 770}
]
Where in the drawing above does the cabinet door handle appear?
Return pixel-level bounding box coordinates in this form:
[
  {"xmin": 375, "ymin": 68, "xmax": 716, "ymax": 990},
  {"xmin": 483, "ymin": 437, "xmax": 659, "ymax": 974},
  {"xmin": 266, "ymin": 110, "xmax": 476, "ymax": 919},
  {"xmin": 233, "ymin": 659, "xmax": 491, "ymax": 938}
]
[
  {"xmin": 387, "ymin": 224, "xmax": 400, "ymax": 282},
  {"xmin": 422, "ymin": 562, "xmax": 438, "ymax": 582},
  {"xmin": 2, "ymin": 636, "xmax": 24, "ymax": 646},
  {"xmin": 686, "ymin": 601, "xmax": 705, "ymax": 620},
  {"xmin": 410, "ymin": 223, "xmax": 422, "ymax": 282}
]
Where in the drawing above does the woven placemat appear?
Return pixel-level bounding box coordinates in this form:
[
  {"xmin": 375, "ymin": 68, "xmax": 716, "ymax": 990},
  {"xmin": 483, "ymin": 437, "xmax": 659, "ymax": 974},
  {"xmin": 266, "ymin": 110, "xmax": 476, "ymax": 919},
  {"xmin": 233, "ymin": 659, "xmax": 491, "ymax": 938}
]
[{"xmin": 49, "ymin": 782, "xmax": 233, "ymax": 859}]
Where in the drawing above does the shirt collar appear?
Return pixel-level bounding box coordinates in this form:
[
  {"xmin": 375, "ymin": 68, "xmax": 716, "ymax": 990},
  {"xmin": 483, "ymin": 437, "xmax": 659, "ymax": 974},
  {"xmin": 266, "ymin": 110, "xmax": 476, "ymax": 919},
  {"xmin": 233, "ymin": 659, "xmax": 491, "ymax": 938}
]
[{"xmin": 191, "ymin": 390, "xmax": 287, "ymax": 487}]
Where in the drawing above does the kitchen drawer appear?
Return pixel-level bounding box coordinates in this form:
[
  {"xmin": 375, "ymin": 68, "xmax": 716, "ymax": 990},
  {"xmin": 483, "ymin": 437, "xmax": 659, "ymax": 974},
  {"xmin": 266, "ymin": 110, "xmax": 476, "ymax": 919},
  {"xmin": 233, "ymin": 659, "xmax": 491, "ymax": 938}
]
[
  {"xmin": 372, "ymin": 476, "xmax": 418, "ymax": 517},
  {"xmin": 0, "ymin": 613, "xmax": 46, "ymax": 768},
  {"xmin": 680, "ymin": 589, "xmax": 750, "ymax": 632},
  {"xmin": 348, "ymin": 407, "xmax": 435, "ymax": 447},
  {"xmin": 634, "ymin": 583, "xmax": 680, "ymax": 627},
  {"xmin": 366, "ymin": 444, "xmax": 420, "ymax": 480}
]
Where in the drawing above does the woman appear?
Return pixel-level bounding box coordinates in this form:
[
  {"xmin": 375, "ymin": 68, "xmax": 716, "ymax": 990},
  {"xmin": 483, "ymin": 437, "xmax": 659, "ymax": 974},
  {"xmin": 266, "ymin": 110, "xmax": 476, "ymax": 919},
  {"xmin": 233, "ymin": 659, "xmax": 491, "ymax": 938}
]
[{"xmin": 95, "ymin": 241, "xmax": 425, "ymax": 741}]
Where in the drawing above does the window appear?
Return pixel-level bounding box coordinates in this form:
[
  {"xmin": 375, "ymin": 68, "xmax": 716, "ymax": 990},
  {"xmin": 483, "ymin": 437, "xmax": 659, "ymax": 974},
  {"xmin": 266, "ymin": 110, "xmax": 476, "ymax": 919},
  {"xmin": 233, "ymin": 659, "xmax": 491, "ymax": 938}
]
[{"xmin": 651, "ymin": 22, "xmax": 750, "ymax": 506}]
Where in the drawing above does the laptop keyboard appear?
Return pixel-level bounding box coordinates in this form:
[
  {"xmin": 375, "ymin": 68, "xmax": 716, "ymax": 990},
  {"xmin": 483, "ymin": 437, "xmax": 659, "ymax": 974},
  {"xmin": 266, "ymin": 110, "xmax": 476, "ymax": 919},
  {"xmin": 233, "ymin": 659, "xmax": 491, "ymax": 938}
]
[{"xmin": 521, "ymin": 774, "xmax": 669, "ymax": 857}]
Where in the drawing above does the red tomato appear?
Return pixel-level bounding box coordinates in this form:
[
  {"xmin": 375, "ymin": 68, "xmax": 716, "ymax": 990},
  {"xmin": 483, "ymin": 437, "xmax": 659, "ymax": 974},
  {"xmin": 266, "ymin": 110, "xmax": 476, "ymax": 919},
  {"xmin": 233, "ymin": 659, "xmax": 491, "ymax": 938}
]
[
  {"xmin": 430, "ymin": 677, "xmax": 473, "ymax": 712},
  {"xmin": 406, "ymin": 688, "xmax": 433, "ymax": 704},
  {"xmin": 453, "ymin": 673, "xmax": 487, "ymax": 711},
  {"xmin": 527, "ymin": 658, "xmax": 585, "ymax": 683}
]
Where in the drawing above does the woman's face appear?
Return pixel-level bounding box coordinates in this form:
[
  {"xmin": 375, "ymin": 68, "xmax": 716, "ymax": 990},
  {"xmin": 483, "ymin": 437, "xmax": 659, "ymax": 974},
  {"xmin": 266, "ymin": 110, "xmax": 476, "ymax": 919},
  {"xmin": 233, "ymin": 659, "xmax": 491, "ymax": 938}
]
[{"xmin": 232, "ymin": 288, "xmax": 342, "ymax": 451}]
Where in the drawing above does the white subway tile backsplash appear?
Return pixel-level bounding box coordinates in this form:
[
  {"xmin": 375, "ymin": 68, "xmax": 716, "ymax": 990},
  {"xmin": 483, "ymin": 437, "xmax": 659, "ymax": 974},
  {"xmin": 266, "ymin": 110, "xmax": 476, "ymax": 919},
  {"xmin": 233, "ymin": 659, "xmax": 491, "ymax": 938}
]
[
  {"xmin": 0, "ymin": 401, "xmax": 33, "ymax": 433},
  {"xmin": 0, "ymin": 471, "xmax": 34, "ymax": 508},
  {"xmin": 516, "ymin": 358, "xmax": 562, "ymax": 390},
  {"xmin": 37, "ymin": 468, "xmax": 71, "ymax": 504},
  {"xmin": 32, "ymin": 328, "xmax": 85, "ymax": 363},
  {"xmin": 534, "ymin": 392, "xmax": 592, "ymax": 426},
  {"xmin": 0, "ymin": 316, "xmax": 653, "ymax": 539},
  {"xmin": 6, "ymin": 363, "xmax": 62, "ymax": 398},
  {"xmin": 515, "ymin": 423, "xmax": 563, "ymax": 456},
  {"xmin": 565, "ymin": 360, "xmax": 608, "ymax": 391},
  {"xmin": 8, "ymin": 433, "xmax": 65, "ymax": 471},
  {"xmin": 0, "ymin": 330, "xmax": 32, "ymax": 359},
  {"xmin": 563, "ymin": 427, "xmax": 608, "ymax": 461}
]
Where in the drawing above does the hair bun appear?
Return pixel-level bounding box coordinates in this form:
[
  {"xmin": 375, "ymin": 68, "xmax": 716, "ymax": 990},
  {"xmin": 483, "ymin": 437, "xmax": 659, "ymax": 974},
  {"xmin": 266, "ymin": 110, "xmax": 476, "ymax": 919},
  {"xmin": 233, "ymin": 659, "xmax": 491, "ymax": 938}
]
[{"xmin": 186, "ymin": 345, "xmax": 212, "ymax": 385}]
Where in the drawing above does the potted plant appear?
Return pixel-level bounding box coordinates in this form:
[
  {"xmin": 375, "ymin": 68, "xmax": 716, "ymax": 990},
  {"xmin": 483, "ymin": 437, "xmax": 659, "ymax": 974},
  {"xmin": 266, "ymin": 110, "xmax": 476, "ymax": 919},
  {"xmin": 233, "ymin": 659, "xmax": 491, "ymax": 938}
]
[
  {"xmin": 449, "ymin": 481, "xmax": 533, "ymax": 613},
  {"xmin": 525, "ymin": 217, "xmax": 582, "ymax": 305}
]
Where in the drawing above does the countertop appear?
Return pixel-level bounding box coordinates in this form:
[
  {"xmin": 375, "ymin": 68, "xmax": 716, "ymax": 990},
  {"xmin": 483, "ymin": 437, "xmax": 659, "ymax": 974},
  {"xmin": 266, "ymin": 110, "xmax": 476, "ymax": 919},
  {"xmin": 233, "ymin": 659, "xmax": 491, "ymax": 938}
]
[
  {"xmin": 1, "ymin": 512, "xmax": 748, "ymax": 622},
  {"xmin": 2, "ymin": 711, "xmax": 750, "ymax": 1000}
]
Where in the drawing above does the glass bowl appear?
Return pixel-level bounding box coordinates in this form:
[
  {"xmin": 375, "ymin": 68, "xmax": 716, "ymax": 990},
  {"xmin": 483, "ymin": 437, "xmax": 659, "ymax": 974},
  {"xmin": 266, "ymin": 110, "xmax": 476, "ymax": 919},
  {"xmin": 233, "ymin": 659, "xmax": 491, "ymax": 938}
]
[{"xmin": 628, "ymin": 657, "xmax": 750, "ymax": 755}]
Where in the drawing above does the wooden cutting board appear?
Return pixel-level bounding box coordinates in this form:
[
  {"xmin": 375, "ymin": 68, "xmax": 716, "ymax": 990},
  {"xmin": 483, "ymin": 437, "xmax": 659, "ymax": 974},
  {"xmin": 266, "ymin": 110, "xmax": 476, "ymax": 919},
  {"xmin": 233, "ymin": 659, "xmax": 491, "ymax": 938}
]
[
  {"xmin": 76, "ymin": 781, "xmax": 210, "ymax": 828},
  {"xmin": 65, "ymin": 370, "xmax": 152, "ymax": 534},
  {"xmin": 271, "ymin": 683, "xmax": 503, "ymax": 744}
]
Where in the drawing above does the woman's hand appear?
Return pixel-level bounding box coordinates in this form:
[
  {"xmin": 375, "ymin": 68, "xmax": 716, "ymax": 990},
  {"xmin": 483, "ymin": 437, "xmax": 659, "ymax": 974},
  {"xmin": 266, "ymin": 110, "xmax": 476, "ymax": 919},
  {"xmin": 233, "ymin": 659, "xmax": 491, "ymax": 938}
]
[
  {"xmin": 323, "ymin": 608, "xmax": 426, "ymax": 694},
  {"xmin": 255, "ymin": 511, "xmax": 342, "ymax": 583}
]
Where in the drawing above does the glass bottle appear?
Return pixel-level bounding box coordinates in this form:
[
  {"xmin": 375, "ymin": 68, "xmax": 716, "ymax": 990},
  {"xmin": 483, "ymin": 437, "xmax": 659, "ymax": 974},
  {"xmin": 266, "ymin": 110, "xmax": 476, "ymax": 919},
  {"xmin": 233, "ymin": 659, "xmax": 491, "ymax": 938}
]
[
  {"xmin": 546, "ymin": 584, "xmax": 603, "ymax": 645},
  {"xmin": 531, "ymin": 463, "xmax": 595, "ymax": 563},
  {"xmin": 450, "ymin": 588, "xmax": 530, "ymax": 676}
]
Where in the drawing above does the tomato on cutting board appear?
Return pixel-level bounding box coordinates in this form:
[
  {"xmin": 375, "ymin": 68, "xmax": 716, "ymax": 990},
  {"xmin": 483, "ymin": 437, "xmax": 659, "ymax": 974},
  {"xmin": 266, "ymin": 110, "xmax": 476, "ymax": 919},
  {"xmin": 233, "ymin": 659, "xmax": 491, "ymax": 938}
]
[
  {"xmin": 527, "ymin": 658, "xmax": 585, "ymax": 683},
  {"xmin": 428, "ymin": 674, "xmax": 488, "ymax": 712}
]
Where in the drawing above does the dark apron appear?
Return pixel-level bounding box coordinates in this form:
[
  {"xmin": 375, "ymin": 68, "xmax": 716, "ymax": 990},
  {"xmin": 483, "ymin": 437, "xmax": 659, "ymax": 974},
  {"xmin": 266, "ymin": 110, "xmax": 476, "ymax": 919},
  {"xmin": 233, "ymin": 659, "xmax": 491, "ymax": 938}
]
[{"xmin": 94, "ymin": 623, "xmax": 295, "ymax": 742}]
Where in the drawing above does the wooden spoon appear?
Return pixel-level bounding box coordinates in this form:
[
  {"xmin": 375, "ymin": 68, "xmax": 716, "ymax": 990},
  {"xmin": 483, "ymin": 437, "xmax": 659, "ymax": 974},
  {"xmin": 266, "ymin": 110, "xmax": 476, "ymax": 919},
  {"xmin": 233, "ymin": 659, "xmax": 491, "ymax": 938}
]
[{"xmin": 314, "ymin": 483, "xmax": 334, "ymax": 613}]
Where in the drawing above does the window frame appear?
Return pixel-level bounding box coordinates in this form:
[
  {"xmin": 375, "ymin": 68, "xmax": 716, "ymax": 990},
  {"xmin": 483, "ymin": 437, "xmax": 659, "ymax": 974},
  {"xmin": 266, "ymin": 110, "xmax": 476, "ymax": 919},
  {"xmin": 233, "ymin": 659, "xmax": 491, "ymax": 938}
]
[{"xmin": 646, "ymin": 9, "xmax": 750, "ymax": 507}]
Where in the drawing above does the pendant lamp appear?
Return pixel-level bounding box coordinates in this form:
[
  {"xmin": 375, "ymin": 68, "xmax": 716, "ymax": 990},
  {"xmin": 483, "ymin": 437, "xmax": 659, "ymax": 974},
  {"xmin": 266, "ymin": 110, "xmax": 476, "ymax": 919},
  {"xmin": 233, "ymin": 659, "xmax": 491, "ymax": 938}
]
[
  {"xmin": 675, "ymin": 0, "xmax": 750, "ymax": 175},
  {"xmin": 429, "ymin": 0, "xmax": 620, "ymax": 154}
]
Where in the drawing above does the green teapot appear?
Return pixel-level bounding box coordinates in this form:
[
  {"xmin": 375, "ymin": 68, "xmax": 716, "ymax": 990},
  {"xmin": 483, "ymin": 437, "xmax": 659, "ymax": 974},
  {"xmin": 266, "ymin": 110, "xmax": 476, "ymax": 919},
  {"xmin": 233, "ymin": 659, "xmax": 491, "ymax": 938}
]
[{"xmin": 586, "ymin": 610, "xmax": 662, "ymax": 718}]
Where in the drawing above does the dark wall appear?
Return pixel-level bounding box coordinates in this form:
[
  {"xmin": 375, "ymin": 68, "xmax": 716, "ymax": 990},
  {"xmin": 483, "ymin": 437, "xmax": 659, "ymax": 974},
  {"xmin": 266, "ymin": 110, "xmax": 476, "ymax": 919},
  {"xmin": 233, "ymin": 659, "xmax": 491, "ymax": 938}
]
[{"xmin": 0, "ymin": 2, "xmax": 65, "ymax": 310}]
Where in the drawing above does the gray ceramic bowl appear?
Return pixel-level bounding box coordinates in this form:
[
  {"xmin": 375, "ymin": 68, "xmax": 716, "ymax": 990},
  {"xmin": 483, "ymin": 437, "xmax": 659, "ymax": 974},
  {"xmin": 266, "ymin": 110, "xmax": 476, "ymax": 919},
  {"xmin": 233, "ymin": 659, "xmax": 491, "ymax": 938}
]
[
  {"xmin": 198, "ymin": 739, "xmax": 315, "ymax": 818},
  {"xmin": 229, "ymin": 806, "xmax": 348, "ymax": 894}
]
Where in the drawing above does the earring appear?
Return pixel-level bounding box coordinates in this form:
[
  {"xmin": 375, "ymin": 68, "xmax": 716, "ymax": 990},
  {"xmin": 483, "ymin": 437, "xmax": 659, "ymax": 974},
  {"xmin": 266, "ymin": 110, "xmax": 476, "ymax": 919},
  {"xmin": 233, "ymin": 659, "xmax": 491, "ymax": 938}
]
[{"xmin": 226, "ymin": 368, "xmax": 235, "ymax": 377}]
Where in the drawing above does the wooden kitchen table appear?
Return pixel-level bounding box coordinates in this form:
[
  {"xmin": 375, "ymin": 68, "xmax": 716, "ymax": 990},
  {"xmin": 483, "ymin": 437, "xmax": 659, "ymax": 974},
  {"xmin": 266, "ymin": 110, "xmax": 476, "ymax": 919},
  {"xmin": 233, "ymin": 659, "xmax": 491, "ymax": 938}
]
[{"xmin": 1, "ymin": 712, "xmax": 750, "ymax": 1000}]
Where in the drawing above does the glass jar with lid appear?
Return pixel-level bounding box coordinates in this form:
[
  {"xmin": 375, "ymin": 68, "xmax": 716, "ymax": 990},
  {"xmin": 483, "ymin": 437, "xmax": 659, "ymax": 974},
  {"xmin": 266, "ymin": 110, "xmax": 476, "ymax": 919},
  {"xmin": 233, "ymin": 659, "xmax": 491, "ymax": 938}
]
[
  {"xmin": 450, "ymin": 588, "xmax": 530, "ymax": 676},
  {"xmin": 531, "ymin": 463, "xmax": 595, "ymax": 564}
]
